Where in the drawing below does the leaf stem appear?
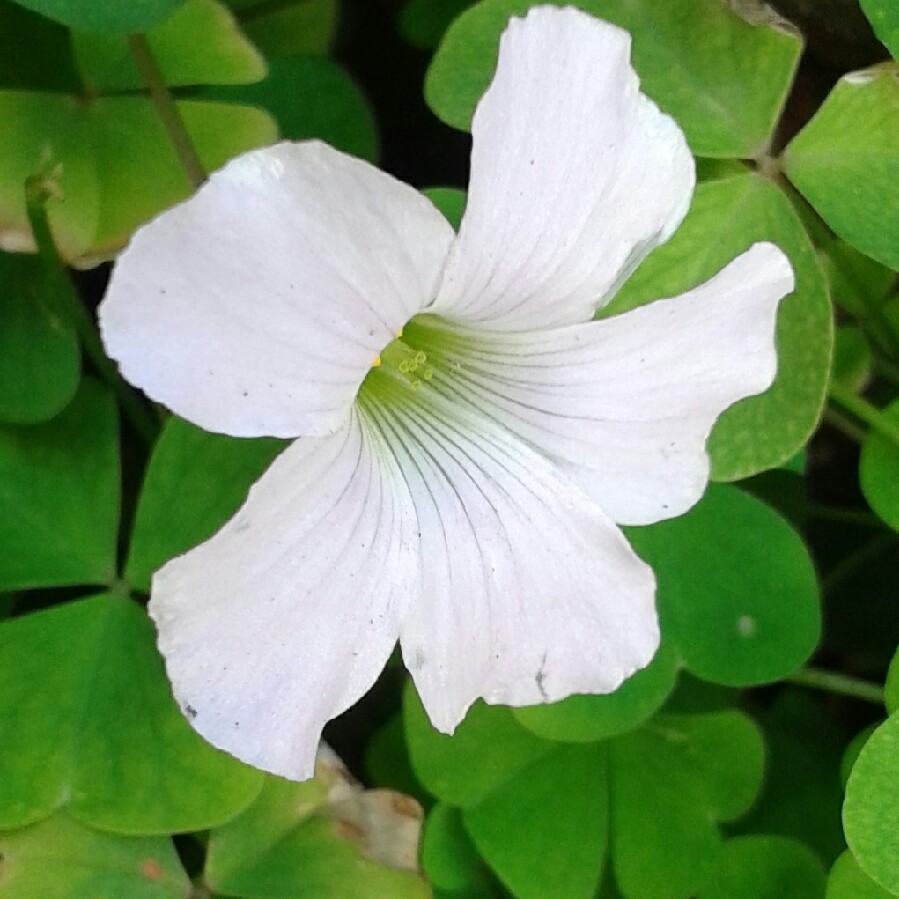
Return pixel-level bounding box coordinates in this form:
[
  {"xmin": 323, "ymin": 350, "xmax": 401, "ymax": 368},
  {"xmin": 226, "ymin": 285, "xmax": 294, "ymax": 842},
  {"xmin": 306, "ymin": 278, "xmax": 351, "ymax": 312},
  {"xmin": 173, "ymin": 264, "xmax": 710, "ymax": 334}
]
[
  {"xmin": 823, "ymin": 405, "xmax": 866, "ymax": 444},
  {"xmin": 829, "ymin": 381, "xmax": 899, "ymax": 448},
  {"xmin": 785, "ymin": 666, "xmax": 885, "ymax": 705},
  {"xmin": 127, "ymin": 33, "xmax": 205, "ymax": 190},
  {"xmin": 25, "ymin": 175, "xmax": 158, "ymax": 447}
]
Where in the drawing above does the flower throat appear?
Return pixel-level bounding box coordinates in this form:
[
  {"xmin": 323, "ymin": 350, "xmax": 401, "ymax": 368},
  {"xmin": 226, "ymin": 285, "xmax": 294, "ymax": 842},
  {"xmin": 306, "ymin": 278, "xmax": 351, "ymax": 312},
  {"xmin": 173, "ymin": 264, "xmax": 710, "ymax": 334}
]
[{"xmin": 371, "ymin": 329, "xmax": 434, "ymax": 390}]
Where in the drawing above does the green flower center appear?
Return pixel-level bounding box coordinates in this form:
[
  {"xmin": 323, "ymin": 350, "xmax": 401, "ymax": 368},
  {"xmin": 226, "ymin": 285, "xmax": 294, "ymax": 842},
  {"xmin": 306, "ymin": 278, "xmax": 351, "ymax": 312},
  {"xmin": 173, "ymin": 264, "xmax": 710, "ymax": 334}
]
[
  {"xmin": 376, "ymin": 332, "xmax": 434, "ymax": 390},
  {"xmin": 359, "ymin": 316, "xmax": 460, "ymax": 409}
]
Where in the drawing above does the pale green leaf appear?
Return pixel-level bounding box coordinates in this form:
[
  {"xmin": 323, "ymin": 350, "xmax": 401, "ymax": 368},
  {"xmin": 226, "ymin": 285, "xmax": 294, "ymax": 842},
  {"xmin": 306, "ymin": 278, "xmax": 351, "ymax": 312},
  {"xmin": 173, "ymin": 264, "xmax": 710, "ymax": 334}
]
[
  {"xmin": 784, "ymin": 65, "xmax": 899, "ymax": 270},
  {"xmin": 72, "ymin": 0, "xmax": 266, "ymax": 93},
  {"xmin": 0, "ymin": 814, "xmax": 190, "ymax": 898}
]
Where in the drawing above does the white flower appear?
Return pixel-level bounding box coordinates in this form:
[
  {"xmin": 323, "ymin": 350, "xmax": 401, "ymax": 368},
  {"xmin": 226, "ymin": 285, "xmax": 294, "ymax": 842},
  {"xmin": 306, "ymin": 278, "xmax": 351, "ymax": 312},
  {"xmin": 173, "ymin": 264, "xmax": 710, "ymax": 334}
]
[{"xmin": 99, "ymin": 5, "xmax": 793, "ymax": 781}]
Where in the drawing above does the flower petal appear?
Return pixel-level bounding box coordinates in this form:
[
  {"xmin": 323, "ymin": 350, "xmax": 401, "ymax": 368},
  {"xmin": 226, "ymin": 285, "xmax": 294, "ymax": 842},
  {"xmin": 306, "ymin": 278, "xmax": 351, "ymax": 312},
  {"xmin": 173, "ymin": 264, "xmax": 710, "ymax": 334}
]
[
  {"xmin": 415, "ymin": 242, "xmax": 793, "ymax": 527},
  {"xmin": 360, "ymin": 377, "xmax": 658, "ymax": 733},
  {"xmin": 100, "ymin": 141, "xmax": 454, "ymax": 439},
  {"xmin": 148, "ymin": 409, "xmax": 420, "ymax": 781},
  {"xmin": 430, "ymin": 6, "xmax": 694, "ymax": 331}
]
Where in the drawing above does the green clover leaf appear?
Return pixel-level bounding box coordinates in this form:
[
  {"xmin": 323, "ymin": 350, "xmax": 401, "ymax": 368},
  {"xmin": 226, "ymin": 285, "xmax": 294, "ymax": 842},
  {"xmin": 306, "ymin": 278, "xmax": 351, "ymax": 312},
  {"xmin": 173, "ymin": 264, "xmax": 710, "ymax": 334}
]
[
  {"xmin": 843, "ymin": 713, "xmax": 899, "ymax": 895},
  {"xmin": 0, "ymin": 814, "xmax": 190, "ymax": 898},
  {"xmin": 0, "ymin": 594, "xmax": 262, "ymax": 833},
  {"xmin": 126, "ymin": 416, "xmax": 286, "ymax": 593},
  {"xmin": 0, "ymin": 379, "xmax": 118, "ymax": 590},
  {"xmin": 784, "ymin": 64, "xmax": 899, "ymax": 271}
]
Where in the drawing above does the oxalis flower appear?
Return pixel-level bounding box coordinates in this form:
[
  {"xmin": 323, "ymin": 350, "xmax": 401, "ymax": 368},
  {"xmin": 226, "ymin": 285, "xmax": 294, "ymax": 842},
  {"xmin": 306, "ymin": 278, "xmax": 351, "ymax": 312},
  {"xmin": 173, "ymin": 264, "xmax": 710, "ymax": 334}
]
[{"xmin": 100, "ymin": 5, "xmax": 794, "ymax": 781}]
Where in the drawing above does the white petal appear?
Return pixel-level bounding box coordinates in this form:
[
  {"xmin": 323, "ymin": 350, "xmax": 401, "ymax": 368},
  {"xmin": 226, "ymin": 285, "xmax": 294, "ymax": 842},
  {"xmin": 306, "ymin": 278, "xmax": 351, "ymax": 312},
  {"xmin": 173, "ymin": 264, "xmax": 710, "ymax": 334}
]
[
  {"xmin": 416, "ymin": 242, "xmax": 793, "ymax": 526},
  {"xmin": 360, "ymin": 379, "xmax": 658, "ymax": 732},
  {"xmin": 100, "ymin": 141, "xmax": 454, "ymax": 439},
  {"xmin": 430, "ymin": 6, "xmax": 694, "ymax": 331},
  {"xmin": 148, "ymin": 410, "xmax": 420, "ymax": 781}
]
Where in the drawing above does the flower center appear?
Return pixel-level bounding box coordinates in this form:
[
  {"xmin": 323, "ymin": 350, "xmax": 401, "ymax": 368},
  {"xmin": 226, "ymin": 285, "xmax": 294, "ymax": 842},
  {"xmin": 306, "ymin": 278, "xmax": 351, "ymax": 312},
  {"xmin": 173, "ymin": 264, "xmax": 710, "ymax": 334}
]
[{"xmin": 371, "ymin": 330, "xmax": 434, "ymax": 391}]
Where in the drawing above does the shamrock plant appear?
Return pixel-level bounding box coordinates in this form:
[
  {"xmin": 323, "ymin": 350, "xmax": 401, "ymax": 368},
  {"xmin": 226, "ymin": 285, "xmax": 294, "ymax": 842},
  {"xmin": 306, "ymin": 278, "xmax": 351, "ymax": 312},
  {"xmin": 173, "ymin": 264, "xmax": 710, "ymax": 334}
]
[{"xmin": 1, "ymin": 1, "xmax": 897, "ymax": 898}]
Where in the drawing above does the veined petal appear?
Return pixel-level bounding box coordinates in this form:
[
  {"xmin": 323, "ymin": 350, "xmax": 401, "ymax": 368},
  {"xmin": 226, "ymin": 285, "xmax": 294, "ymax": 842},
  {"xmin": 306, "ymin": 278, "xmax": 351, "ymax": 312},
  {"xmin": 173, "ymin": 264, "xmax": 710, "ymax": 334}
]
[
  {"xmin": 360, "ymin": 376, "xmax": 658, "ymax": 733},
  {"xmin": 100, "ymin": 141, "xmax": 454, "ymax": 439},
  {"xmin": 148, "ymin": 409, "xmax": 420, "ymax": 781},
  {"xmin": 430, "ymin": 6, "xmax": 694, "ymax": 331},
  {"xmin": 413, "ymin": 242, "xmax": 793, "ymax": 527}
]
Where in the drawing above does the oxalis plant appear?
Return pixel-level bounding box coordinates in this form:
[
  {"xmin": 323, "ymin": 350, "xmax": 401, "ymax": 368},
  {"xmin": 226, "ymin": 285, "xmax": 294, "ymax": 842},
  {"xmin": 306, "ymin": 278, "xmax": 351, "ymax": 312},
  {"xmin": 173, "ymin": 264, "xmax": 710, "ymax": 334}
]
[{"xmin": 0, "ymin": 0, "xmax": 897, "ymax": 897}]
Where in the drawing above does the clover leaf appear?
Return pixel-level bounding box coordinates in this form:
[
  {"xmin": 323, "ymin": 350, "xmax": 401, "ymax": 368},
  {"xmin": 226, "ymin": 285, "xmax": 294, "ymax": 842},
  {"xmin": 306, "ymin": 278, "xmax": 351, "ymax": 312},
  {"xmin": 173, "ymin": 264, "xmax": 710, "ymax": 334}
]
[{"xmin": 0, "ymin": 594, "xmax": 261, "ymax": 833}]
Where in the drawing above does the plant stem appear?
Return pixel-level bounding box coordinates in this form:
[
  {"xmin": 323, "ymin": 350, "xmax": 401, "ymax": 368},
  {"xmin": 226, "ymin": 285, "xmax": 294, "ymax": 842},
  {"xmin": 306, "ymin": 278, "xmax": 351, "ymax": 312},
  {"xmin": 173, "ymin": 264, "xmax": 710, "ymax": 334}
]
[
  {"xmin": 127, "ymin": 33, "xmax": 205, "ymax": 190},
  {"xmin": 829, "ymin": 381, "xmax": 899, "ymax": 448},
  {"xmin": 823, "ymin": 405, "xmax": 866, "ymax": 444},
  {"xmin": 25, "ymin": 176, "xmax": 158, "ymax": 447},
  {"xmin": 785, "ymin": 667, "xmax": 885, "ymax": 705}
]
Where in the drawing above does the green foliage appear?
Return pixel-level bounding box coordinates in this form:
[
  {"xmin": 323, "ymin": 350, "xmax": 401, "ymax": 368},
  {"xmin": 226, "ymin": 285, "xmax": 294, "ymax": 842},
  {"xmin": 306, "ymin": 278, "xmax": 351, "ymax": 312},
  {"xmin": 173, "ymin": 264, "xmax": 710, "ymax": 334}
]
[
  {"xmin": 7, "ymin": 0, "xmax": 186, "ymax": 33},
  {"xmin": 406, "ymin": 685, "xmax": 765, "ymax": 899},
  {"xmin": 464, "ymin": 743, "xmax": 609, "ymax": 899},
  {"xmin": 859, "ymin": 0, "xmax": 899, "ymax": 60},
  {"xmin": 885, "ymin": 647, "xmax": 899, "ymax": 714},
  {"xmin": 513, "ymin": 641, "xmax": 677, "ymax": 742},
  {"xmin": 784, "ymin": 65, "xmax": 899, "ymax": 271},
  {"xmin": 698, "ymin": 835, "xmax": 826, "ymax": 899},
  {"xmin": 404, "ymin": 685, "xmax": 551, "ymax": 808},
  {"xmin": 629, "ymin": 484, "xmax": 821, "ymax": 685},
  {"xmin": 422, "ymin": 804, "xmax": 500, "ymax": 896},
  {"xmin": 832, "ymin": 326, "xmax": 873, "ymax": 392},
  {"xmin": 126, "ymin": 417, "xmax": 285, "ymax": 592},
  {"xmin": 72, "ymin": 0, "xmax": 266, "ymax": 92},
  {"xmin": 0, "ymin": 379, "xmax": 118, "ymax": 589},
  {"xmin": 201, "ymin": 54, "xmax": 379, "ymax": 162},
  {"xmin": 399, "ymin": 0, "xmax": 474, "ymax": 49},
  {"xmin": 205, "ymin": 774, "xmax": 431, "ymax": 898},
  {"xmin": 0, "ymin": 594, "xmax": 262, "ymax": 832},
  {"xmin": 1, "ymin": 0, "xmax": 898, "ymax": 896},
  {"xmin": 610, "ymin": 711, "xmax": 764, "ymax": 899},
  {"xmin": 224, "ymin": 0, "xmax": 337, "ymax": 57},
  {"xmin": 843, "ymin": 713, "xmax": 899, "ymax": 894},
  {"xmin": 425, "ymin": 0, "xmax": 800, "ymax": 157},
  {"xmin": 0, "ymin": 2, "xmax": 81, "ymax": 91},
  {"xmin": 859, "ymin": 399, "xmax": 899, "ymax": 532},
  {"xmin": 0, "ymin": 250, "xmax": 79, "ymax": 424},
  {"xmin": 0, "ymin": 814, "xmax": 191, "ymax": 898},
  {"xmin": 736, "ymin": 692, "xmax": 846, "ymax": 862},
  {"xmin": 0, "ymin": 0, "xmax": 276, "ymax": 264},
  {"xmin": 827, "ymin": 851, "xmax": 897, "ymax": 899},
  {"xmin": 423, "ymin": 186, "xmax": 468, "ymax": 230}
]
